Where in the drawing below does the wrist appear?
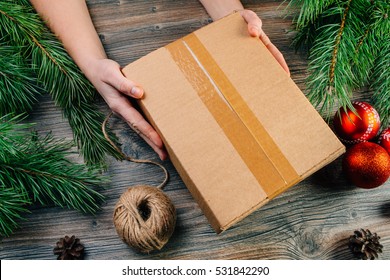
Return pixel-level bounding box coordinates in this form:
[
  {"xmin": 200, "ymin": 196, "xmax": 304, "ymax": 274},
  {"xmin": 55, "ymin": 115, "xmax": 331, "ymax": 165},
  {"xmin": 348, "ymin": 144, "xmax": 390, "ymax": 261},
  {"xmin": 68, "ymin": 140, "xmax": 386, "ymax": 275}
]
[
  {"xmin": 199, "ymin": 0, "xmax": 244, "ymax": 21},
  {"xmin": 77, "ymin": 54, "xmax": 107, "ymax": 82}
]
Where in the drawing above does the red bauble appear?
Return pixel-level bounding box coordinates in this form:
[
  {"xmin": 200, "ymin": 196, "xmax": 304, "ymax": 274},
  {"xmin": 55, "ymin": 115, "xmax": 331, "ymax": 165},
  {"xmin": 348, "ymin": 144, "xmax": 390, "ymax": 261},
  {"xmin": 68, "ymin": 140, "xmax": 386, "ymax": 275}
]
[
  {"xmin": 343, "ymin": 142, "xmax": 390, "ymax": 189},
  {"xmin": 333, "ymin": 101, "xmax": 381, "ymax": 144},
  {"xmin": 378, "ymin": 127, "xmax": 390, "ymax": 155}
]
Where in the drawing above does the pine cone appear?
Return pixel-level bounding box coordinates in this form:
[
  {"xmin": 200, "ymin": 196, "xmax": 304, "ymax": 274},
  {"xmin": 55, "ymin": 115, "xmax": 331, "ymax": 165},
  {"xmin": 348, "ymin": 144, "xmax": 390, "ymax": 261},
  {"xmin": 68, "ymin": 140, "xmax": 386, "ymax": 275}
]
[
  {"xmin": 349, "ymin": 229, "xmax": 383, "ymax": 260},
  {"xmin": 53, "ymin": 235, "xmax": 85, "ymax": 260}
]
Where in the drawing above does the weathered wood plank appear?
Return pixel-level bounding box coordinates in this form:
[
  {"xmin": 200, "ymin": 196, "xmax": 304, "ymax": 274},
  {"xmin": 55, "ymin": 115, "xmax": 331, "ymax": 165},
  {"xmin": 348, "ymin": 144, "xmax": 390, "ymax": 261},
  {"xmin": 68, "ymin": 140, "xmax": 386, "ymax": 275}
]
[{"xmin": 0, "ymin": 0, "xmax": 389, "ymax": 260}]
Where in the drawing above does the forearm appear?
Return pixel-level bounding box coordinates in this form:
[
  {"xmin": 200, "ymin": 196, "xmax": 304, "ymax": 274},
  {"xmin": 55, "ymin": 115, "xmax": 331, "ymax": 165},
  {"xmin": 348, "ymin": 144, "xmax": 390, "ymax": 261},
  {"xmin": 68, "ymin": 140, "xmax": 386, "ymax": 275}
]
[
  {"xmin": 199, "ymin": 0, "xmax": 243, "ymax": 20},
  {"xmin": 30, "ymin": 0, "xmax": 106, "ymax": 79}
]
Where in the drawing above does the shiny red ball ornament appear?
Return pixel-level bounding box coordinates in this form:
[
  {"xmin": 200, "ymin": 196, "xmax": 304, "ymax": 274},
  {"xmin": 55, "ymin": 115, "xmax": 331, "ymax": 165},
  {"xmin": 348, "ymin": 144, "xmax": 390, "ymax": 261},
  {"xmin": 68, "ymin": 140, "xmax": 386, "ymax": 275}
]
[
  {"xmin": 343, "ymin": 142, "xmax": 390, "ymax": 189},
  {"xmin": 378, "ymin": 127, "xmax": 390, "ymax": 155},
  {"xmin": 333, "ymin": 101, "xmax": 381, "ymax": 144}
]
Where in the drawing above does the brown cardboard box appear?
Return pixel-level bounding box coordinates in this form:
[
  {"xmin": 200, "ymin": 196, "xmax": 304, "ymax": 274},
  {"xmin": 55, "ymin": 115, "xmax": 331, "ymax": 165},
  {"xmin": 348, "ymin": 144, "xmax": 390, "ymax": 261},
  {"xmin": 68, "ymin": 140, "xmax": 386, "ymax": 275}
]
[{"xmin": 122, "ymin": 13, "xmax": 345, "ymax": 233}]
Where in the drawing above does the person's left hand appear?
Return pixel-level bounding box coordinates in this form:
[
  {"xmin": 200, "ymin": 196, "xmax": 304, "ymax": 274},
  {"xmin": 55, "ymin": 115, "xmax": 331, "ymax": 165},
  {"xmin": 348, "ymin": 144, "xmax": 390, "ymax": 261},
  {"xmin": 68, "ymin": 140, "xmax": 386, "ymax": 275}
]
[
  {"xmin": 239, "ymin": 10, "xmax": 290, "ymax": 76},
  {"xmin": 85, "ymin": 58, "xmax": 168, "ymax": 160}
]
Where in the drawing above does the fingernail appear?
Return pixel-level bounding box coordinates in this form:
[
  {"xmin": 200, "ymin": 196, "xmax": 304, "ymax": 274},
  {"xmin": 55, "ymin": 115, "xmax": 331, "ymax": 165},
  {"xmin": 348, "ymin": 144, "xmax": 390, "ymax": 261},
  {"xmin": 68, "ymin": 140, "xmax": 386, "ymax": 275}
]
[
  {"xmin": 250, "ymin": 26, "xmax": 260, "ymax": 37},
  {"xmin": 159, "ymin": 150, "xmax": 168, "ymax": 161},
  {"xmin": 131, "ymin": 86, "xmax": 143, "ymax": 98}
]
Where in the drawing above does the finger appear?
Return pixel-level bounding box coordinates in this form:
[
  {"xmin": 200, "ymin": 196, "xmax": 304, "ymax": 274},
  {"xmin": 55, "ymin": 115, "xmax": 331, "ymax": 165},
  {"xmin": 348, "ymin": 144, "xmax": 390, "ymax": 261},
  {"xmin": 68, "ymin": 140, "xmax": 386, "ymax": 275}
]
[
  {"xmin": 102, "ymin": 60, "xmax": 144, "ymax": 99},
  {"xmin": 239, "ymin": 10, "xmax": 262, "ymax": 37},
  {"xmin": 98, "ymin": 80, "xmax": 167, "ymax": 159},
  {"xmin": 116, "ymin": 102, "xmax": 168, "ymax": 160},
  {"xmin": 239, "ymin": 10, "xmax": 290, "ymax": 75},
  {"xmin": 260, "ymin": 32, "xmax": 290, "ymax": 76}
]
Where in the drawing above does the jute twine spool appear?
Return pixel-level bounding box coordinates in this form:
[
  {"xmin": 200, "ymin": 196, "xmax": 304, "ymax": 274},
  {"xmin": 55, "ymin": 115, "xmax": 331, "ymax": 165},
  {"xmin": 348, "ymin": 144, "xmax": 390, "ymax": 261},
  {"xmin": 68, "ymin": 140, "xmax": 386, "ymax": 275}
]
[
  {"xmin": 103, "ymin": 113, "xmax": 176, "ymax": 253},
  {"xmin": 113, "ymin": 185, "xmax": 176, "ymax": 253}
]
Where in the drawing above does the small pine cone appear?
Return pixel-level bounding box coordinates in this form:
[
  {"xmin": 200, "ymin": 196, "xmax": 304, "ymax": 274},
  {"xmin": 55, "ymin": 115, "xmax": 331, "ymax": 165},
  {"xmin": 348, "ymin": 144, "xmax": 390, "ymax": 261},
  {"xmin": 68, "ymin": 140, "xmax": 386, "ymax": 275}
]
[
  {"xmin": 53, "ymin": 235, "xmax": 85, "ymax": 260},
  {"xmin": 349, "ymin": 229, "xmax": 383, "ymax": 260}
]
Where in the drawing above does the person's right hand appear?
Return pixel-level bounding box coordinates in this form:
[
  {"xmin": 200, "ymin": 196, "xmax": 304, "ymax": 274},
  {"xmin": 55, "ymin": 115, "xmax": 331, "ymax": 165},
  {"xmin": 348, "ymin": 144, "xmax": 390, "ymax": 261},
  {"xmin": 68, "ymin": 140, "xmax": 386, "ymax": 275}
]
[
  {"xmin": 86, "ymin": 58, "xmax": 168, "ymax": 160},
  {"xmin": 239, "ymin": 10, "xmax": 290, "ymax": 76}
]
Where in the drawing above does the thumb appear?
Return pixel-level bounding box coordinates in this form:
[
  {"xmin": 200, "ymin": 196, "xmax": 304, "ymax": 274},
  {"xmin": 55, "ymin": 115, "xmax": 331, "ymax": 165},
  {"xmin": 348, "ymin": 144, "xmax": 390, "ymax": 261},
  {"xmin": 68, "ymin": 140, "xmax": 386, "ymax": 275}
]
[
  {"xmin": 239, "ymin": 10, "xmax": 262, "ymax": 37},
  {"xmin": 103, "ymin": 61, "xmax": 144, "ymax": 98}
]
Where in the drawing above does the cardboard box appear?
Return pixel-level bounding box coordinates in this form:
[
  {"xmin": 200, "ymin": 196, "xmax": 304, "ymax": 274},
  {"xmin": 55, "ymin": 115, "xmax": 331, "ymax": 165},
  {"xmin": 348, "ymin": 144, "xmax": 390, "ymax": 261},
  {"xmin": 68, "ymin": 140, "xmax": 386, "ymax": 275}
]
[{"xmin": 122, "ymin": 13, "xmax": 345, "ymax": 233}]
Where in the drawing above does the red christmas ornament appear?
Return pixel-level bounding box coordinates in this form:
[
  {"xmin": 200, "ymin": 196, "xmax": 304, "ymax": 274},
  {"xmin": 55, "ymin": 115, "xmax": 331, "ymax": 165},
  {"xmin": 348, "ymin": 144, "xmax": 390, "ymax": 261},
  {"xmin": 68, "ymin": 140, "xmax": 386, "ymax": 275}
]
[
  {"xmin": 378, "ymin": 127, "xmax": 390, "ymax": 155},
  {"xmin": 333, "ymin": 101, "xmax": 381, "ymax": 144},
  {"xmin": 343, "ymin": 142, "xmax": 390, "ymax": 189}
]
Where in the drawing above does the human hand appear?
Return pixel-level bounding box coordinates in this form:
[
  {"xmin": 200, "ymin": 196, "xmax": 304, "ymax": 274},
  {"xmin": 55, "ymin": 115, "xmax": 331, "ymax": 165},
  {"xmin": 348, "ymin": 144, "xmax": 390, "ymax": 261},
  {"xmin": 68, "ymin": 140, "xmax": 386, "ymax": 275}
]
[
  {"xmin": 86, "ymin": 58, "xmax": 168, "ymax": 160},
  {"xmin": 239, "ymin": 10, "xmax": 290, "ymax": 76}
]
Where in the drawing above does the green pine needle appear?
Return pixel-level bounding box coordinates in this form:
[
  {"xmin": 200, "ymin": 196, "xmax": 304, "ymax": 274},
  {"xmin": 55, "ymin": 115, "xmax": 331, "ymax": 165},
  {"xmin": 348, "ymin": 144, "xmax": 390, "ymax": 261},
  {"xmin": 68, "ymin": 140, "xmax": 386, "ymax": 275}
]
[
  {"xmin": 0, "ymin": 0, "xmax": 122, "ymax": 166},
  {"xmin": 0, "ymin": 45, "xmax": 40, "ymax": 115},
  {"xmin": 0, "ymin": 187, "xmax": 31, "ymax": 237},
  {"xmin": 305, "ymin": 2, "xmax": 356, "ymax": 117},
  {"xmin": 0, "ymin": 115, "xmax": 109, "ymax": 237},
  {"xmin": 287, "ymin": 0, "xmax": 338, "ymax": 29},
  {"xmin": 64, "ymin": 104, "xmax": 122, "ymax": 166},
  {"xmin": 288, "ymin": 0, "xmax": 390, "ymax": 126},
  {"xmin": 372, "ymin": 36, "xmax": 390, "ymax": 127}
]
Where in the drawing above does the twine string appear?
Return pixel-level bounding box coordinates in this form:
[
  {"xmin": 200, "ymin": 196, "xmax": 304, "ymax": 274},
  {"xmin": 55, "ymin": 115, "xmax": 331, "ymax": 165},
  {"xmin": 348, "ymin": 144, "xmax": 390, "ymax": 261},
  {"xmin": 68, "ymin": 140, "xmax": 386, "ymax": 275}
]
[
  {"xmin": 113, "ymin": 185, "xmax": 176, "ymax": 253},
  {"xmin": 103, "ymin": 112, "xmax": 175, "ymax": 253},
  {"xmin": 102, "ymin": 112, "xmax": 169, "ymax": 189}
]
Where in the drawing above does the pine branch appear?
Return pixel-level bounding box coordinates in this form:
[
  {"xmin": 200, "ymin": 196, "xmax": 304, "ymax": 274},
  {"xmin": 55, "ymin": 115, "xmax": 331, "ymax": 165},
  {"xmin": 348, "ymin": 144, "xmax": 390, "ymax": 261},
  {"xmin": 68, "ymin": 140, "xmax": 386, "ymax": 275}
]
[
  {"xmin": 0, "ymin": 187, "xmax": 31, "ymax": 237},
  {"xmin": 351, "ymin": 0, "xmax": 379, "ymax": 88},
  {"xmin": 288, "ymin": 0, "xmax": 389, "ymax": 122},
  {"xmin": 328, "ymin": 0, "xmax": 352, "ymax": 85},
  {"xmin": 64, "ymin": 104, "xmax": 122, "ymax": 166},
  {"xmin": 0, "ymin": 115, "xmax": 109, "ymax": 236},
  {"xmin": 371, "ymin": 42, "xmax": 390, "ymax": 127},
  {"xmin": 29, "ymin": 31, "xmax": 96, "ymax": 106},
  {"xmin": 0, "ymin": 45, "xmax": 40, "ymax": 115},
  {"xmin": 0, "ymin": 114, "xmax": 33, "ymax": 161},
  {"xmin": 287, "ymin": 0, "xmax": 339, "ymax": 51},
  {"xmin": 1, "ymin": 161, "xmax": 106, "ymax": 214},
  {"xmin": 370, "ymin": 0, "xmax": 390, "ymax": 127},
  {"xmin": 287, "ymin": 0, "xmax": 338, "ymax": 28},
  {"xmin": 305, "ymin": 2, "xmax": 357, "ymax": 117},
  {"xmin": 29, "ymin": 32, "xmax": 121, "ymax": 166},
  {"xmin": 0, "ymin": 1, "xmax": 43, "ymax": 45},
  {"xmin": 0, "ymin": 0, "xmax": 122, "ymax": 166},
  {"xmin": 1, "ymin": 0, "xmax": 95, "ymax": 104},
  {"xmin": 1, "ymin": 133, "xmax": 108, "ymax": 212}
]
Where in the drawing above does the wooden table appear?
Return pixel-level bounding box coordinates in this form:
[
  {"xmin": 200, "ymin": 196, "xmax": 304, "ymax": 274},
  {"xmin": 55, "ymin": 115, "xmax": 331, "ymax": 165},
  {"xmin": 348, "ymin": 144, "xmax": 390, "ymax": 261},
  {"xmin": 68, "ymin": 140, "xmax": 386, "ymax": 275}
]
[{"xmin": 1, "ymin": 0, "xmax": 389, "ymax": 260}]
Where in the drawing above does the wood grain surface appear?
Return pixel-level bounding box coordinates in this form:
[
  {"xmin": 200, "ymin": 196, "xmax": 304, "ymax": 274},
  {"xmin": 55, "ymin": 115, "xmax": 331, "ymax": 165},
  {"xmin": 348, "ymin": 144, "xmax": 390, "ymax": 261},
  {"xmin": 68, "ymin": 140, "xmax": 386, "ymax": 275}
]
[{"xmin": 1, "ymin": 0, "xmax": 389, "ymax": 260}]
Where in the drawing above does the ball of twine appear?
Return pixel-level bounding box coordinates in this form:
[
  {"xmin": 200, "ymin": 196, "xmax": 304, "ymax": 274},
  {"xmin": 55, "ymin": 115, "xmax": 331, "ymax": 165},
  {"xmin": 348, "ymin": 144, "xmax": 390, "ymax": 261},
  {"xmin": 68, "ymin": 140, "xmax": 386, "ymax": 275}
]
[{"xmin": 113, "ymin": 185, "xmax": 176, "ymax": 253}]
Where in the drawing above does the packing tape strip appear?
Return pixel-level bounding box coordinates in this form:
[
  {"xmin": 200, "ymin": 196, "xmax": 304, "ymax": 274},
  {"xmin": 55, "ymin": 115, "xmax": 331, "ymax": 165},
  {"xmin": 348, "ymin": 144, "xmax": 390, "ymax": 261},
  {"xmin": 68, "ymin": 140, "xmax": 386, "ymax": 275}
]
[
  {"xmin": 184, "ymin": 33, "xmax": 299, "ymax": 197},
  {"xmin": 166, "ymin": 34, "xmax": 298, "ymax": 197}
]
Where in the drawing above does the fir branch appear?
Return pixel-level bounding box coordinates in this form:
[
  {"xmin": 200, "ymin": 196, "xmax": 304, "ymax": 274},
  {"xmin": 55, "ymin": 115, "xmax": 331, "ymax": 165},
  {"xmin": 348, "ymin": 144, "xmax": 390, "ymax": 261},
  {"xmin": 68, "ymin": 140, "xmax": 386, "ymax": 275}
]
[
  {"xmin": 1, "ymin": 162, "xmax": 106, "ymax": 214},
  {"xmin": 288, "ymin": 0, "xmax": 390, "ymax": 121},
  {"xmin": 0, "ymin": 114, "xmax": 33, "ymax": 162},
  {"xmin": 305, "ymin": 4, "xmax": 357, "ymax": 117},
  {"xmin": 0, "ymin": 2, "xmax": 92, "ymax": 104},
  {"xmin": 286, "ymin": 0, "xmax": 338, "ymax": 28},
  {"xmin": 0, "ymin": 45, "xmax": 40, "ymax": 115},
  {"xmin": 0, "ymin": 187, "xmax": 31, "ymax": 237},
  {"xmin": 353, "ymin": 0, "xmax": 390, "ymax": 127},
  {"xmin": 0, "ymin": 115, "xmax": 109, "ymax": 236},
  {"xmin": 352, "ymin": 25, "xmax": 375, "ymax": 87},
  {"xmin": 0, "ymin": 133, "xmax": 108, "ymax": 213},
  {"xmin": 29, "ymin": 31, "xmax": 96, "ymax": 106},
  {"xmin": 0, "ymin": 0, "xmax": 121, "ymax": 166},
  {"xmin": 287, "ymin": 0, "xmax": 339, "ymax": 51},
  {"xmin": 371, "ymin": 11, "xmax": 390, "ymax": 127},
  {"xmin": 351, "ymin": 0, "xmax": 378, "ymax": 88},
  {"xmin": 64, "ymin": 104, "xmax": 122, "ymax": 166},
  {"xmin": 329, "ymin": 0, "xmax": 352, "ymax": 85},
  {"xmin": 0, "ymin": 1, "xmax": 43, "ymax": 45},
  {"xmin": 28, "ymin": 31, "xmax": 121, "ymax": 166},
  {"xmin": 355, "ymin": 26, "xmax": 370, "ymax": 54}
]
